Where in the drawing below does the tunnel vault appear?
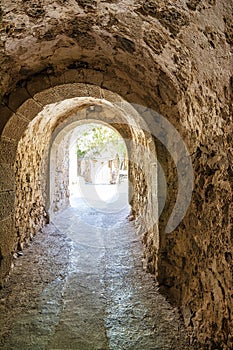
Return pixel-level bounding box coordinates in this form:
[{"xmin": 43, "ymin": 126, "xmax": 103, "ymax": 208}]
[
  {"xmin": 49, "ymin": 118, "xmax": 130, "ymax": 215},
  {"xmin": 0, "ymin": 1, "xmax": 232, "ymax": 344},
  {"xmin": 48, "ymin": 109, "xmax": 132, "ymax": 218},
  {"xmin": 0, "ymin": 66, "xmax": 232, "ymax": 348},
  {"xmin": 1, "ymin": 82, "xmax": 161, "ymax": 282}
]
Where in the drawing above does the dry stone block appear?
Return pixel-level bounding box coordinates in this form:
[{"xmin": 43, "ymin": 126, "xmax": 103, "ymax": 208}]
[
  {"xmin": 2, "ymin": 114, "xmax": 29, "ymax": 141},
  {"xmin": 0, "ymin": 216, "xmax": 15, "ymax": 256},
  {"xmin": 0, "ymin": 139, "xmax": 17, "ymax": 165},
  {"xmin": 16, "ymin": 98, "xmax": 42, "ymax": 121},
  {"xmin": 0, "ymin": 163, "xmax": 15, "ymax": 192},
  {"xmin": 0, "ymin": 191, "xmax": 15, "ymax": 221}
]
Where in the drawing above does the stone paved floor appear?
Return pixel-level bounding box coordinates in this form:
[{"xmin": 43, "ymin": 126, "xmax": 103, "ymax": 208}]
[{"xmin": 0, "ymin": 193, "xmax": 192, "ymax": 350}]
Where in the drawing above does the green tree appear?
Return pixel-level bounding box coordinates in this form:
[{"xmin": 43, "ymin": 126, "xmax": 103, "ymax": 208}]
[{"xmin": 76, "ymin": 124, "xmax": 126, "ymax": 160}]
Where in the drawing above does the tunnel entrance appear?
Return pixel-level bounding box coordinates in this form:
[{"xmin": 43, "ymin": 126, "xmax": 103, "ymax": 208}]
[
  {"xmin": 68, "ymin": 123, "xmax": 129, "ymax": 214},
  {"xmin": 0, "ymin": 0, "xmax": 232, "ymax": 341},
  {"xmin": 12, "ymin": 89, "xmax": 159, "ymax": 272}
]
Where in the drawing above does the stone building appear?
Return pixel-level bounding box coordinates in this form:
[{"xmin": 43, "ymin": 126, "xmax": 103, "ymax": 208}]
[{"xmin": 0, "ymin": 0, "xmax": 232, "ymax": 348}]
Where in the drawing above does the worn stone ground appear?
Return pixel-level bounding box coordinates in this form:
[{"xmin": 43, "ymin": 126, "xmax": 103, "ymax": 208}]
[{"xmin": 0, "ymin": 194, "xmax": 192, "ymax": 349}]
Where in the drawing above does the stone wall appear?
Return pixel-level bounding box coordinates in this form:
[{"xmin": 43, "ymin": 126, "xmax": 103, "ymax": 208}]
[
  {"xmin": 0, "ymin": 0, "xmax": 232, "ymax": 348},
  {"xmin": 49, "ymin": 135, "xmax": 70, "ymax": 214},
  {"xmin": 13, "ymin": 94, "xmax": 158, "ymax": 264},
  {"xmin": 128, "ymin": 130, "xmax": 159, "ymax": 275},
  {"xmin": 162, "ymin": 84, "xmax": 233, "ymax": 348},
  {"xmin": 14, "ymin": 110, "xmax": 51, "ymax": 250},
  {"xmin": 0, "ymin": 138, "xmax": 16, "ymax": 286}
]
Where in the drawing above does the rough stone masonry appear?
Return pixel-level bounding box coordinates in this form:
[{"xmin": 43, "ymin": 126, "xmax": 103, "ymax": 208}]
[{"xmin": 0, "ymin": 0, "xmax": 232, "ymax": 349}]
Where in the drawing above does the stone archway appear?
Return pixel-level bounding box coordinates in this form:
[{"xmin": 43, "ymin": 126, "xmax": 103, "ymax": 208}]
[
  {"xmin": 0, "ymin": 0, "xmax": 232, "ymax": 343},
  {"xmin": 49, "ymin": 118, "xmax": 130, "ymax": 218},
  {"xmin": 12, "ymin": 88, "xmax": 159, "ymax": 264},
  {"xmin": 0, "ymin": 77, "xmax": 183, "ymax": 284},
  {"xmin": 0, "ymin": 66, "xmax": 232, "ymax": 346}
]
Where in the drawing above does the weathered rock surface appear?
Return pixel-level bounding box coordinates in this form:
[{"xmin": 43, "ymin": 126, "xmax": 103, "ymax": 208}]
[{"xmin": 0, "ymin": 0, "xmax": 232, "ymax": 348}]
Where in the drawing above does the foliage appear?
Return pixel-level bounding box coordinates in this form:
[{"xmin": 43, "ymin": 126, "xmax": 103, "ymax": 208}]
[{"xmin": 76, "ymin": 124, "xmax": 126, "ymax": 159}]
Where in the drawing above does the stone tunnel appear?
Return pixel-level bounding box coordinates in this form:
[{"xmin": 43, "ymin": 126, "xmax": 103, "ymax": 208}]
[{"xmin": 0, "ymin": 0, "xmax": 232, "ymax": 348}]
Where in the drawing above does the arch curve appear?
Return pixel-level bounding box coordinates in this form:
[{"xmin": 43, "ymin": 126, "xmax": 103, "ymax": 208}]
[{"xmin": 6, "ymin": 87, "xmax": 160, "ymax": 274}]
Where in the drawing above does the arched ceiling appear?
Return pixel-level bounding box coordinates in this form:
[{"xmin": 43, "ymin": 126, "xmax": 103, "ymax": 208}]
[
  {"xmin": 1, "ymin": 0, "xmax": 231, "ymax": 140},
  {"xmin": 1, "ymin": 84, "xmax": 151, "ymax": 146}
]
